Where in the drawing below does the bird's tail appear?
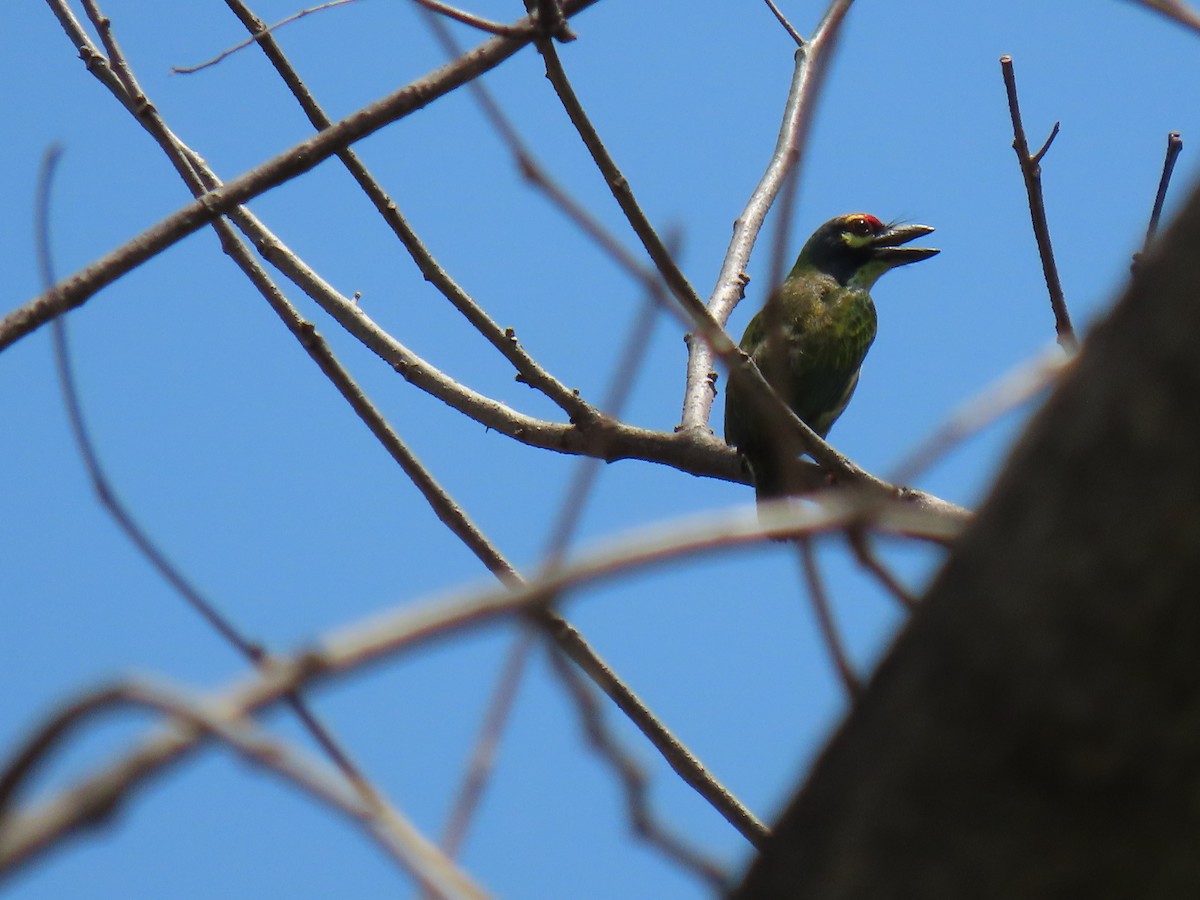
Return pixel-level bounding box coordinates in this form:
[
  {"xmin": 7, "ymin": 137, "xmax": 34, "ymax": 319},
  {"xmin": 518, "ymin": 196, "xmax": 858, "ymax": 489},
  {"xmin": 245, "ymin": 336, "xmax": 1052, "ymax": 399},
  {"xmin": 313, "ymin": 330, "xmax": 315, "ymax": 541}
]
[{"xmin": 743, "ymin": 445, "xmax": 789, "ymax": 506}]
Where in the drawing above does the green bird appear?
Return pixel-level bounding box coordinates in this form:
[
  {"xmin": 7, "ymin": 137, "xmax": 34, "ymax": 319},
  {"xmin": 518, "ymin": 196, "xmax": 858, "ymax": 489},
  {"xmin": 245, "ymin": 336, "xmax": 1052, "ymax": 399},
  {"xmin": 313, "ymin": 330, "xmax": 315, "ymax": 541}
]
[{"xmin": 724, "ymin": 213, "xmax": 939, "ymax": 502}]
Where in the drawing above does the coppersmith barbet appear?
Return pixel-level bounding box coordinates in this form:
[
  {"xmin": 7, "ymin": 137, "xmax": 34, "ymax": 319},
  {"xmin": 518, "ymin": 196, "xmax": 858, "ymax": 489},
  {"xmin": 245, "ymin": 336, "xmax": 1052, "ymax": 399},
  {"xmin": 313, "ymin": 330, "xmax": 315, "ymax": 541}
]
[{"xmin": 724, "ymin": 213, "xmax": 939, "ymax": 501}]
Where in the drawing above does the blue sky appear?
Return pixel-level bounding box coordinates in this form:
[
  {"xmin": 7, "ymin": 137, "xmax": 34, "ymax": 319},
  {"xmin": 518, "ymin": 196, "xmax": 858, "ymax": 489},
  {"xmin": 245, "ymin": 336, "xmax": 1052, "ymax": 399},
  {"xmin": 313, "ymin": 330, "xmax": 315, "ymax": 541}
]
[{"xmin": 3, "ymin": 1, "xmax": 1200, "ymax": 897}]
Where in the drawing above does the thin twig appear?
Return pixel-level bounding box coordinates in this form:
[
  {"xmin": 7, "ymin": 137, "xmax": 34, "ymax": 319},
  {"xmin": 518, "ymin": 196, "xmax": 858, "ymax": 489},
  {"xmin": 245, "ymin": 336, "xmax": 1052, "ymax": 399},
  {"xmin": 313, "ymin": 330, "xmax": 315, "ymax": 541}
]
[
  {"xmin": 532, "ymin": 42, "xmax": 707, "ymax": 336},
  {"xmin": 435, "ymin": 633, "xmax": 534, "ymax": 859},
  {"xmin": 172, "ymin": 0, "xmax": 360, "ymax": 74},
  {"xmin": 1144, "ymin": 131, "xmax": 1184, "ymax": 250},
  {"xmin": 1030, "ymin": 121, "xmax": 1060, "ymax": 166},
  {"xmin": 544, "ymin": 648, "xmax": 728, "ymax": 888},
  {"xmin": 761, "ymin": 0, "xmax": 805, "ymax": 46},
  {"xmin": 797, "ymin": 540, "xmax": 861, "ymax": 700},
  {"xmin": 1000, "ymin": 55, "xmax": 1075, "ymax": 353},
  {"xmin": 846, "ymin": 530, "xmax": 917, "ymax": 612},
  {"xmin": 419, "ymin": 11, "xmax": 667, "ymax": 311}
]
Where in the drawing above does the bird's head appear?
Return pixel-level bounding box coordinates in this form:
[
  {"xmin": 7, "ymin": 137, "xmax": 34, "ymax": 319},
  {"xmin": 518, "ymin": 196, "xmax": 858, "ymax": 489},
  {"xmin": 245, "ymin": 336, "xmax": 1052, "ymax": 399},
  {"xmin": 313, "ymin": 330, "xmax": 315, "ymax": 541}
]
[{"xmin": 793, "ymin": 213, "xmax": 939, "ymax": 289}]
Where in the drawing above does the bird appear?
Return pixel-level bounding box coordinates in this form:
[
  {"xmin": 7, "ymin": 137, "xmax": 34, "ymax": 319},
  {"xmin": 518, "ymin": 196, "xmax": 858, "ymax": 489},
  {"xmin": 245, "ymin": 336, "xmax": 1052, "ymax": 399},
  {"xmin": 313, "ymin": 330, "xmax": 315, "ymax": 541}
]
[{"xmin": 723, "ymin": 213, "xmax": 939, "ymax": 503}]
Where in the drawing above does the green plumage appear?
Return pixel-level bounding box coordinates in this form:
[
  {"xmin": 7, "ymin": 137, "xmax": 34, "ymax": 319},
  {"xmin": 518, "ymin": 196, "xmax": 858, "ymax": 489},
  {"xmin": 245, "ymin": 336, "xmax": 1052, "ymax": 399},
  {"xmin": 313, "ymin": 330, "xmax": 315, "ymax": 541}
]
[{"xmin": 724, "ymin": 213, "xmax": 938, "ymax": 502}]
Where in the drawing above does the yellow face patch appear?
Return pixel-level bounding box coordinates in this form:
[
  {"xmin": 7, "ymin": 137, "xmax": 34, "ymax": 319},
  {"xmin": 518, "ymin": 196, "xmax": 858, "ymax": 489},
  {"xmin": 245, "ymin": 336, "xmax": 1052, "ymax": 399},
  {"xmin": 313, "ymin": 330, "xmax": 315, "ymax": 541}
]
[{"xmin": 839, "ymin": 214, "xmax": 884, "ymax": 248}]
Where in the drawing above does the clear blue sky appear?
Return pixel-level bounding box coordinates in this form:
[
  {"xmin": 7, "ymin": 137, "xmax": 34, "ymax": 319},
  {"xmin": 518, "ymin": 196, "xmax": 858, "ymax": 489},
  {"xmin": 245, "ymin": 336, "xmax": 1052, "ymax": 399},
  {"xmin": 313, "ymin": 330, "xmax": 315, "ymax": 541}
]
[{"xmin": 3, "ymin": 1, "xmax": 1199, "ymax": 897}]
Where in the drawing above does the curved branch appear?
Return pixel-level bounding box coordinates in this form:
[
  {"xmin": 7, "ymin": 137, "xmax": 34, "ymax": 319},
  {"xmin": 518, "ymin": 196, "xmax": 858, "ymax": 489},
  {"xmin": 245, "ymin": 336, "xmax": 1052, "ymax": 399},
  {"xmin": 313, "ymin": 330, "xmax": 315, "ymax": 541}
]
[{"xmin": 0, "ymin": 681, "xmax": 486, "ymax": 899}]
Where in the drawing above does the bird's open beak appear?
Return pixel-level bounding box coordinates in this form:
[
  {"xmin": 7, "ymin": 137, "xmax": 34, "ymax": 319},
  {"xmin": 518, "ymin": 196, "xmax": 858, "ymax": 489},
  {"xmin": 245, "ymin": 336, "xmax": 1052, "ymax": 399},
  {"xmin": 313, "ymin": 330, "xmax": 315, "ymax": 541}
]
[{"xmin": 871, "ymin": 224, "xmax": 939, "ymax": 267}]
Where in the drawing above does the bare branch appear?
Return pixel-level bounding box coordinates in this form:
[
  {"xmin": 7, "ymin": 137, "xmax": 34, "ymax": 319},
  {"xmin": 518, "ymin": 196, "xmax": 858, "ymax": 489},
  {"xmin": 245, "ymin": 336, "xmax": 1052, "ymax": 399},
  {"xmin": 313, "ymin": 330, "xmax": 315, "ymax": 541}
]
[
  {"xmin": 2, "ymin": 0, "xmax": 604, "ymax": 354},
  {"xmin": 1000, "ymin": 55, "xmax": 1076, "ymax": 353},
  {"xmin": 680, "ymin": 0, "xmax": 855, "ymax": 434},
  {"xmin": 219, "ymin": 2, "xmax": 593, "ymax": 424},
  {"xmin": 435, "ymin": 634, "xmax": 534, "ymax": 863},
  {"xmin": 1029, "ymin": 120, "xmax": 1060, "ymax": 165},
  {"xmin": 534, "ymin": 39, "xmax": 706, "ymax": 334}
]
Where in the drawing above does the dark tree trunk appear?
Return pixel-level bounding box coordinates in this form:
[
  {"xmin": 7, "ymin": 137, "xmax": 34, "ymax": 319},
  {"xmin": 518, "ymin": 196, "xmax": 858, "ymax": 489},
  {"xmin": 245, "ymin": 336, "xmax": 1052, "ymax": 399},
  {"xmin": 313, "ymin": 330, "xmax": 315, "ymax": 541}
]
[{"xmin": 732, "ymin": 180, "xmax": 1200, "ymax": 899}]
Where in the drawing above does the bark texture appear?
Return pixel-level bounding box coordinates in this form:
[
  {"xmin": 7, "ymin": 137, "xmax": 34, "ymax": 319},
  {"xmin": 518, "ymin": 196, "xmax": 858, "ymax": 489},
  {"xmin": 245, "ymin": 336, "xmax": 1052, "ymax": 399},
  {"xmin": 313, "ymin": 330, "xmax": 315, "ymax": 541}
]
[{"xmin": 733, "ymin": 180, "xmax": 1200, "ymax": 898}]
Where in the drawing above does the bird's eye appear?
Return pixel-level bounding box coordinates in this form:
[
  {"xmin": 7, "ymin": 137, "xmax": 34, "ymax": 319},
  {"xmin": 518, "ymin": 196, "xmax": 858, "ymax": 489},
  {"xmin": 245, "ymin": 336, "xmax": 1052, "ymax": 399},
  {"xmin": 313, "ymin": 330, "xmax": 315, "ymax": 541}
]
[
  {"xmin": 840, "ymin": 214, "xmax": 882, "ymax": 247},
  {"xmin": 846, "ymin": 215, "xmax": 879, "ymax": 237}
]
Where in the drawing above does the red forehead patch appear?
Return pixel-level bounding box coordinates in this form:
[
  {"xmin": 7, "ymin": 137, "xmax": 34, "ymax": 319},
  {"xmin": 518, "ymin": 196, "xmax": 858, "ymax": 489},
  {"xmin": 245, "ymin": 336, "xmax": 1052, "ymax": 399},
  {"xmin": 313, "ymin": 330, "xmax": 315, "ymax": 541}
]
[{"xmin": 845, "ymin": 214, "xmax": 884, "ymax": 236}]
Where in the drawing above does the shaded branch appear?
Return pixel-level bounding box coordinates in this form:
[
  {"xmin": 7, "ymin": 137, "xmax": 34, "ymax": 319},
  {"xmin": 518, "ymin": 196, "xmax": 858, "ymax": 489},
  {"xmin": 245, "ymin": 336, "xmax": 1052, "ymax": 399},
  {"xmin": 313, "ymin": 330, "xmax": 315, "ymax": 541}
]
[
  {"xmin": 545, "ymin": 647, "xmax": 728, "ymax": 888},
  {"xmin": 846, "ymin": 530, "xmax": 917, "ymax": 612},
  {"xmin": 796, "ymin": 540, "xmax": 861, "ymax": 700}
]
